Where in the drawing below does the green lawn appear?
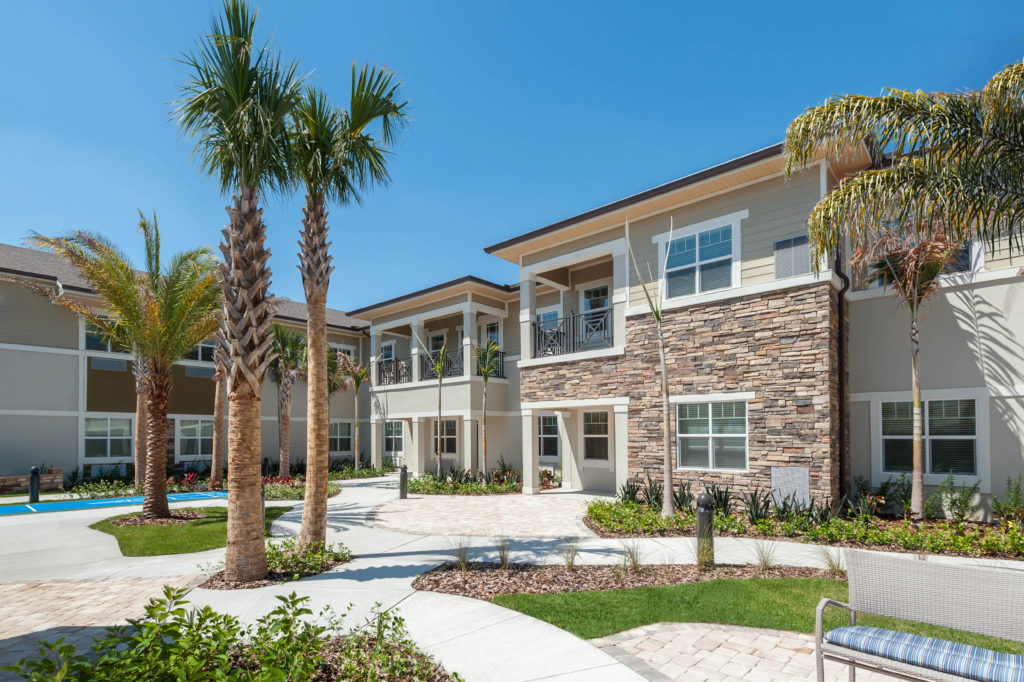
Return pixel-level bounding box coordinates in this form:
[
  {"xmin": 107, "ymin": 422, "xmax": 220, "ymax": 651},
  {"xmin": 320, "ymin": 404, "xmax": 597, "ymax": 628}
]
[
  {"xmin": 91, "ymin": 505, "xmax": 293, "ymax": 556},
  {"xmin": 494, "ymin": 578, "xmax": 1024, "ymax": 654}
]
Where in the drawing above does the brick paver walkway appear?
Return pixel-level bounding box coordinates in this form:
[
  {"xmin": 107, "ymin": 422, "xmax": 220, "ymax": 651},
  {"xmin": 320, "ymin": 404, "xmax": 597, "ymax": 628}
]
[
  {"xmin": 0, "ymin": 577, "xmax": 198, "ymax": 669},
  {"xmin": 592, "ymin": 622, "xmax": 900, "ymax": 681},
  {"xmin": 372, "ymin": 491, "xmax": 596, "ymax": 538}
]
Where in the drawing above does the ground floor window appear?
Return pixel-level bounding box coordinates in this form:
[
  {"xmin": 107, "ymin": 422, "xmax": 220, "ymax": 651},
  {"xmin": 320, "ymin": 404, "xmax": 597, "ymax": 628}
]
[
  {"xmin": 539, "ymin": 415, "xmax": 559, "ymax": 458},
  {"xmin": 434, "ymin": 419, "xmax": 457, "ymax": 455},
  {"xmin": 179, "ymin": 418, "xmax": 214, "ymax": 457},
  {"xmin": 583, "ymin": 412, "xmax": 609, "ymax": 460},
  {"xmin": 882, "ymin": 398, "xmax": 977, "ymax": 475},
  {"xmin": 85, "ymin": 417, "xmax": 132, "ymax": 458},
  {"xmin": 329, "ymin": 422, "xmax": 352, "ymax": 453},
  {"xmin": 384, "ymin": 421, "xmax": 403, "ymax": 453},
  {"xmin": 676, "ymin": 401, "xmax": 747, "ymax": 470}
]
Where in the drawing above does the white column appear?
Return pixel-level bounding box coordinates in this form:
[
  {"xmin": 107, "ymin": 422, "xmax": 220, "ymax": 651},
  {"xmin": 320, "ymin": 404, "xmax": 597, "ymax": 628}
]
[
  {"xmin": 556, "ymin": 411, "xmax": 576, "ymax": 490},
  {"xmin": 519, "ymin": 277, "xmax": 536, "ymax": 361},
  {"xmin": 462, "ymin": 305, "xmax": 473, "ymax": 378},
  {"xmin": 370, "ymin": 419, "xmax": 384, "ymax": 469},
  {"xmin": 612, "ymin": 242, "xmax": 629, "ymax": 348},
  {"xmin": 411, "ymin": 319, "xmax": 424, "ymax": 382},
  {"xmin": 408, "ymin": 417, "xmax": 421, "ymax": 475},
  {"xmin": 613, "ymin": 405, "xmax": 630, "ymax": 492},
  {"xmin": 522, "ymin": 409, "xmax": 539, "ymax": 494},
  {"xmin": 369, "ymin": 330, "xmax": 381, "ymax": 387},
  {"xmin": 462, "ymin": 417, "xmax": 475, "ymax": 472}
]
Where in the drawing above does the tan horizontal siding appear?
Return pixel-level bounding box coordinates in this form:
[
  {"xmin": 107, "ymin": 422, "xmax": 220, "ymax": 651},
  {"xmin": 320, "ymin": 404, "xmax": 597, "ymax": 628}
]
[
  {"xmin": 372, "ymin": 294, "xmax": 468, "ymax": 326},
  {"xmin": 522, "ymin": 226, "xmax": 625, "ymax": 268},
  {"xmin": 0, "ymin": 281, "xmax": 80, "ymax": 349},
  {"xmin": 503, "ymin": 300, "xmax": 521, "ymax": 357}
]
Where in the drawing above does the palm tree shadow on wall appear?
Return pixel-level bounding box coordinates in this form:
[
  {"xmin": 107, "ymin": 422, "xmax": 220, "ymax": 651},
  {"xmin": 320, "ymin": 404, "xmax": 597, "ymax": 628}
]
[{"xmin": 948, "ymin": 285, "xmax": 1024, "ymax": 482}]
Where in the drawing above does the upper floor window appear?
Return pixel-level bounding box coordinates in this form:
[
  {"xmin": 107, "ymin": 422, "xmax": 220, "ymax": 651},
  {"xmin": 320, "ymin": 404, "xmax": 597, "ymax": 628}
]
[
  {"xmin": 774, "ymin": 234, "xmax": 812, "ymax": 279},
  {"xmin": 330, "ymin": 343, "xmax": 354, "ymax": 359},
  {"xmin": 185, "ymin": 339, "xmax": 216, "ymax": 363},
  {"xmin": 484, "ymin": 322, "xmax": 500, "ymax": 346},
  {"xmin": 380, "ymin": 340, "xmax": 395, "ymax": 362},
  {"xmin": 665, "ymin": 225, "xmax": 733, "ymax": 298},
  {"xmin": 943, "ymin": 242, "xmax": 973, "ymax": 274},
  {"xmin": 536, "ymin": 308, "xmax": 560, "ymax": 329},
  {"xmin": 429, "ymin": 333, "xmax": 446, "ymax": 354},
  {"xmin": 882, "ymin": 399, "xmax": 976, "ymax": 475},
  {"xmin": 676, "ymin": 400, "xmax": 747, "ymax": 471},
  {"xmin": 582, "ymin": 285, "xmax": 609, "ymax": 312},
  {"xmin": 85, "ymin": 321, "xmax": 127, "ymax": 353}
]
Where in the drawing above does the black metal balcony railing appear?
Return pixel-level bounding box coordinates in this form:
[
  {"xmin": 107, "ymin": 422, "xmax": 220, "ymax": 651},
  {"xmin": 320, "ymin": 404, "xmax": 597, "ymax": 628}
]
[
  {"xmin": 421, "ymin": 349, "xmax": 463, "ymax": 380},
  {"xmin": 475, "ymin": 350, "xmax": 506, "ymax": 379},
  {"xmin": 532, "ymin": 309, "xmax": 613, "ymax": 358},
  {"xmin": 377, "ymin": 358, "xmax": 412, "ymax": 385}
]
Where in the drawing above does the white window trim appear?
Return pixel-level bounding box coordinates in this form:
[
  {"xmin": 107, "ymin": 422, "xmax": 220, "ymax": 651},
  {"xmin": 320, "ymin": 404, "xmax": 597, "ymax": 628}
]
[
  {"xmin": 575, "ymin": 278, "xmax": 613, "ymax": 314},
  {"xmin": 329, "ymin": 419, "xmax": 354, "ymax": 454},
  {"xmin": 773, "ymin": 233, "xmax": 813, "ymax": 280},
  {"xmin": 433, "ymin": 418, "xmax": 459, "ymax": 456},
  {"xmin": 83, "ymin": 413, "xmax": 134, "ymax": 463},
  {"xmin": 329, "ymin": 342, "xmax": 357, "ymax": 359},
  {"xmin": 579, "ymin": 410, "xmax": 613, "ymax": 470},
  {"xmin": 674, "ymin": 398, "xmax": 750, "ymax": 473},
  {"xmin": 175, "ymin": 416, "xmax": 215, "ymax": 461},
  {"xmin": 652, "ymin": 209, "xmax": 747, "ymax": 306},
  {"xmin": 538, "ymin": 412, "xmax": 560, "ymax": 462},
  {"xmin": 427, "ymin": 331, "xmax": 448, "ymax": 353},
  {"xmin": 379, "ymin": 339, "xmax": 396, "ymax": 362},
  {"xmin": 383, "ymin": 420, "xmax": 404, "ymax": 454},
  {"xmin": 535, "ymin": 304, "xmax": 561, "ymax": 322},
  {"xmin": 480, "ymin": 318, "xmax": 502, "ymax": 348}
]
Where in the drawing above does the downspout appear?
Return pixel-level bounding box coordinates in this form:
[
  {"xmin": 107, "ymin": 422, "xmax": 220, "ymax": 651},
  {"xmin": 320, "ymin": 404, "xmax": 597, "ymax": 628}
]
[{"xmin": 834, "ymin": 251, "xmax": 850, "ymax": 501}]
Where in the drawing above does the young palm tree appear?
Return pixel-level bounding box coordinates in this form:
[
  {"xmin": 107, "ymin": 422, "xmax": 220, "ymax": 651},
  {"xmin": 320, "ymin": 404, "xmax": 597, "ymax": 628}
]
[
  {"xmin": 851, "ymin": 228, "xmax": 961, "ymax": 516},
  {"xmin": 270, "ymin": 324, "xmax": 307, "ymax": 477},
  {"xmin": 211, "ymin": 343, "xmax": 227, "ymax": 487},
  {"xmin": 474, "ymin": 339, "xmax": 501, "ymax": 479},
  {"xmin": 30, "ymin": 216, "xmax": 220, "ymax": 518},
  {"xmin": 292, "ymin": 72, "xmax": 407, "ymax": 548},
  {"xmin": 784, "ymin": 59, "xmax": 1024, "ymax": 275},
  {"xmin": 175, "ymin": 0, "xmax": 302, "ymax": 579},
  {"xmin": 337, "ymin": 354, "xmax": 370, "ymax": 470}
]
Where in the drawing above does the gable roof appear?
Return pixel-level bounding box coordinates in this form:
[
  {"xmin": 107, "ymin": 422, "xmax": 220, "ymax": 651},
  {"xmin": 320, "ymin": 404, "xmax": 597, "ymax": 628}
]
[{"xmin": 347, "ymin": 275, "xmax": 517, "ymax": 318}]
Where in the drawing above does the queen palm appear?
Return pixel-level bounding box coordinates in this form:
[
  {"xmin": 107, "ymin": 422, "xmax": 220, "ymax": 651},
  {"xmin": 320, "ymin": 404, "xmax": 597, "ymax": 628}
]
[
  {"xmin": 176, "ymin": 0, "xmax": 302, "ymax": 579},
  {"xmin": 270, "ymin": 324, "xmax": 306, "ymax": 477},
  {"xmin": 30, "ymin": 216, "xmax": 219, "ymax": 518},
  {"xmin": 474, "ymin": 340, "xmax": 501, "ymax": 479},
  {"xmin": 293, "ymin": 72, "xmax": 407, "ymax": 548},
  {"xmin": 337, "ymin": 353, "xmax": 370, "ymax": 470}
]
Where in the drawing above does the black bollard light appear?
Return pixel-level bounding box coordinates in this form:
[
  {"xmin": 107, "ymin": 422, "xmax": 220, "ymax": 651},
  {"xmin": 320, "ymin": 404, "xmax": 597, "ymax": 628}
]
[
  {"xmin": 261, "ymin": 481, "xmax": 266, "ymax": 530},
  {"xmin": 29, "ymin": 466, "xmax": 40, "ymax": 503},
  {"xmin": 399, "ymin": 465, "xmax": 408, "ymax": 499},
  {"xmin": 695, "ymin": 492, "xmax": 714, "ymax": 568}
]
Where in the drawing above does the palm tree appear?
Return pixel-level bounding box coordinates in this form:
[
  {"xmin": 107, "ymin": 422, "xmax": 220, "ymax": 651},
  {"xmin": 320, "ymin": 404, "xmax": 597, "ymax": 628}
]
[
  {"xmin": 337, "ymin": 354, "xmax": 370, "ymax": 470},
  {"xmin": 292, "ymin": 71, "xmax": 407, "ymax": 548},
  {"xmin": 269, "ymin": 324, "xmax": 306, "ymax": 477},
  {"xmin": 474, "ymin": 340, "xmax": 501, "ymax": 479},
  {"xmin": 784, "ymin": 60, "xmax": 1024, "ymax": 274},
  {"xmin": 851, "ymin": 228, "xmax": 961, "ymax": 516},
  {"xmin": 132, "ymin": 362, "xmax": 148, "ymax": 489},
  {"xmin": 30, "ymin": 216, "xmax": 219, "ymax": 518},
  {"xmin": 211, "ymin": 343, "xmax": 227, "ymax": 488},
  {"xmin": 175, "ymin": 0, "xmax": 302, "ymax": 580}
]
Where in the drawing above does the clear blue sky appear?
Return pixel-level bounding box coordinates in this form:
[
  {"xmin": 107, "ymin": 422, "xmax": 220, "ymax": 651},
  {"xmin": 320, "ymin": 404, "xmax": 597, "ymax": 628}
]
[{"xmin": 1, "ymin": 0, "xmax": 1021, "ymax": 312}]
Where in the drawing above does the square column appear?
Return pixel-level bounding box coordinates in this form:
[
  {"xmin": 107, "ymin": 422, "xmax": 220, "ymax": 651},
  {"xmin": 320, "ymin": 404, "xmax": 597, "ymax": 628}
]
[
  {"xmin": 411, "ymin": 319, "xmax": 424, "ymax": 382},
  {"xmin": 369, "ymin": 331, "xmax": 381, "ymax": 387},
  {"xmin": 519, "ymin": 277, "xmax": 536, "ymax": 360},
  {"xmin": 612, "ymin": 242, "xmax": 629, "ymax": 348},
  {"xmin": 369, "ymin": 419, "xmax": 384, "ymax": 468},
  {"xmin": 522, "ymin": 409, "xmax": 539, "ymax": 494},
  {"xmin": 462, "ymin": 417, "xmax": 475, "ymax": 473},
  {"xmin": 556, "ymin": 411, "xmax": 578, "ymax": 490},
  {"xmin": 613, "ymin": 405, "xmax": 630, "ymax": 491},
  {"xmin": 462, "ymin": 306, "xmax": 473, "ymax": 378}
]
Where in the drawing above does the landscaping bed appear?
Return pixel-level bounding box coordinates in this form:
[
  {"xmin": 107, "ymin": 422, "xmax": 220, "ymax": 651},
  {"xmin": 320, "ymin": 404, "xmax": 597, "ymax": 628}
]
[
  {"xmin": 91, "ymin": 506, "xmax": 292, "ymax": 556},
  {"xmin": 408, "ymin": 477, "xmax": 522, "ymax": 495},
  {"xmin": 413, "ymin": 561, "xmax": 831, "ymax": 601},
  {"xmin": 201, "ymin": 538, "xmax": 353, "ymax": 590},
  {"xmin": 2, "ymin": 587, "xmax": 459, "ymax": 681},
  {"xmin": 328, "ymin": 465, "xmax": 395, "ymax": 480}
]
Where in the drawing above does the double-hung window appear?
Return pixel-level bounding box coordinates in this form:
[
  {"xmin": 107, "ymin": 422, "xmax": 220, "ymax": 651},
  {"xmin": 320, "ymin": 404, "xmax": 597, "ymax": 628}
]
[
  {"xmin": 538, "ymin": 415, "xmax": 559, "ymax": 459},
  {"xmin": 484, "ymin": 322, "xmax": 500, "ymax": 347},
  {"xmin": 384, "ymin": 421, "xmax": 403, "ymax": 453},
  {"xmin": 85, "ymin": 417, "xmax": 132, "ymax": 459},
  {"xmin": 329, "ymin": 422, "xmax": 352, "ymax": 453},
  {"xmin": 85, "ymin": 321, "xmax": 127, "ymax": 353},
  {"xmin": 665, "ymin": 224, "xmax": 734, "ymax": 298},
  {"xmin": 882, "ymin": 399, "xmax": 977, "ymax": 475},
  {"xmin": 179, "ymin": 418, "xmax": 214, "ymax": 457},
  {"xmin": 380, "ymin": 341, "xmax": 395, "ymax": 362},
  {"xmin": 676, "ymin": 401, "xmax": 747, "ymax": 470},
  {"xmin": 537, "ymin": 309, "xmax": 560, "ymax": 329},
  {"xmin": 583, "ymin": 412, "xmax": 609, "ymax": 461},
  {"xmin": 429, "ymin": 333, "xmax": 446, "ymax": 354},
  {"xmin": 434, "ymin": 419, "xmax": 457, "ymax": 454},
  {"xmin": 774, "ymin": 234, "xmax": 812, "ymax": 279}
]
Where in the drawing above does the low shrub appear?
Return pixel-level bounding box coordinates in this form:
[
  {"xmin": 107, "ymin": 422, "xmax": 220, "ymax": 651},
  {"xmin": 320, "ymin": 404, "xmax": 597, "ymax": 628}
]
[
  {"xmin": 262, "ymin": 477, "xmax": 342, "ymax": 501},
  {"xmin": 704, "ymin": 483, "xmax": 733, "ymax": 515},
  {"xmin": 408, "ymin": 474, "xmax": 521, "ymax": 496},
  {"xmin": 586, "ymin": 499, "xmax": 693, "ymax": 535},
  {"xmin": 265, "ymin": 538, "xmax": 352, "ymax": 581},
  {"xmin": 673, "ymin": 481, "xmax": 695, "ymax": 513},
  {"xmin": 328, "ymin": 464, "xmax": 395, "ymax": 480},
  {"xmin": 618, "ymin": 477, "xmax": 641, "ymax": 503},
  {"xmin": 994, "ymin": 475, "xmax": 1024, "ymax": 525},
  {"xmin": 639, "ymin": 473, "xmax": 663, "ymax": 508},
  {"xmin": 1, "ymin": 587, "xmax": 458, "ymax": 681}
]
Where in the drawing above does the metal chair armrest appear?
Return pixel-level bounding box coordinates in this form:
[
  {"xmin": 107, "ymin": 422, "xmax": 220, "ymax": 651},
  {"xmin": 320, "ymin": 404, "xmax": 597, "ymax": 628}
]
[{"xmin": 815, "ymin": 598, "xmax": 854, "ymax": 647}]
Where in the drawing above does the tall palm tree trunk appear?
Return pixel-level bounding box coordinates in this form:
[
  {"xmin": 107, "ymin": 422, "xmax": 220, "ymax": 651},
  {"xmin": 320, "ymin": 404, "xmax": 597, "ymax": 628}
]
[
  {"xmin": 657, "ymin": 326, "xmax": 675, "ymax": 518},
  {"xmin": 298, "ymin": 195, "xmax": 333, "ymax": 548},
  {"xmin": 278, "ymin": 377, "xmax": 292, "ymax": 477},
  {"xmin": 221, "ymin": 184, "xmax": 272, "ymax": 582},
  {"xmin": 481, "ymin": 381, "xmax": 488, "ymax": 479},
  {"xmin": 142, "ymin": 372, "xmax": 171, "ymax": 519},
  {"xmin": 133, "ymin": 365, "xmax": 148, "ymax": 490},
  {"xmin": 436, "ymin": 378, "xmax": 443, "ymax": 478},
  {"xmin": 212, "ymin": 347, "xmax": 226, "ymax": 488},
  {"xmin": 353, "ymin": 390, "xmax": 360, "ymax": 470},
  {"xmin": 910, "ymin": 317, "xmax": 924, "ymax": 518}
]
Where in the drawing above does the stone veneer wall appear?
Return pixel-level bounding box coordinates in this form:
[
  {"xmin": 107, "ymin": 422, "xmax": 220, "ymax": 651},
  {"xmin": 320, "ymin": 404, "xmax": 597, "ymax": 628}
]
[{"xmin": 520, "ymin": 282, "xmax": 844, "ymax": 501}]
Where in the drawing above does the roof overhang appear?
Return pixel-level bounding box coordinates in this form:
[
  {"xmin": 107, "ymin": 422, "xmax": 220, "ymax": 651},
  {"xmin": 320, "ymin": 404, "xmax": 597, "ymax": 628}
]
[{"xmin": 347, "ymin": 275, "xmax": 518, "ymax": 321}]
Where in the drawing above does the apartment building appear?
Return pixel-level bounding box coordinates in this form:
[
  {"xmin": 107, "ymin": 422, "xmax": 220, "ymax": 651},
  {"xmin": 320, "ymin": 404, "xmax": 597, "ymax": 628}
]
[{"xmin": 1, "ymin": 141, "xmax": 1022, "ymax": 514}]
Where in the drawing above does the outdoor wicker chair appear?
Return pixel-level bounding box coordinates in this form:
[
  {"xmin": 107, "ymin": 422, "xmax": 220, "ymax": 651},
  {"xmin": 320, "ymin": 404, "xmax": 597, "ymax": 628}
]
[{"xmin": 815, "ymin": 549, "xmax": 1024, "ymax": 682}]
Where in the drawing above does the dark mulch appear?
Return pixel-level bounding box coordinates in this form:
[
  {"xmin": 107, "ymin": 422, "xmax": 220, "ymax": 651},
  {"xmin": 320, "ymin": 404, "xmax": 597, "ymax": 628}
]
[
  {"xmin": 413, "ymin": 561, "xmax": 834, "ymax": 601},
  {"xmin": 311, "ymin": 636, "xmax": 457, "ymax": 681},
  {"xmin": 199, "ymin": 558, "xmax": 351, "ymax": 590},
  {"xmin": 111, "ymin": 510, "xmax": 207, "ymax": 527}
]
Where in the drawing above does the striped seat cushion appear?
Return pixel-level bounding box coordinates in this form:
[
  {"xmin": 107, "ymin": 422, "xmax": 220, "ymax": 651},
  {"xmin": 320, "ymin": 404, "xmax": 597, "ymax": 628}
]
[{"xmin": 824, "ymin": 627, "xmax": 1024, "ymax": 682}]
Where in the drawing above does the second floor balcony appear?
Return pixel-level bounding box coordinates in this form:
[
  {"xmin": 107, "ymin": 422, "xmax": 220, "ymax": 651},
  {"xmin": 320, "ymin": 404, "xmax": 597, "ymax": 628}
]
[
  {"xmin": 532, "ymin": 309, "xmax": 613, "ymax": 358},
  {"xmin": 377, "ymin": 357, "xmax": 413, "ymax": 386},
  {"xmin": 421, "ymin": 349, "xmax": 463, "ymax": 380}
]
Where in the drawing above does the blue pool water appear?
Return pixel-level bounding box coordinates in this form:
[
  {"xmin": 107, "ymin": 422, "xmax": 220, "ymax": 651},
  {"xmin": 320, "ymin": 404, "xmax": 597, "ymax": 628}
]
[{"xmin": 0, "ymin": 490, "xmax": 229, "ymax": 516}]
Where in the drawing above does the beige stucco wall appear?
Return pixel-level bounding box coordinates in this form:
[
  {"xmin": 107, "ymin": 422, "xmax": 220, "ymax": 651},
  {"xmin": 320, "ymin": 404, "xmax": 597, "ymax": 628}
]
[
  {"xmin": 0, "ymin": 280, "xmax": 80, "ymax": 349},
  {"xmin": 522, "ymin": 227, "xmax": 626, "ymax": 268},
  {"xmin": 0, "ymin": 414, "xmax": 78, "ymax": 477},
  {"xmin": 0, "ymin": 349, "xmax": 78, "ymax": 411}
]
